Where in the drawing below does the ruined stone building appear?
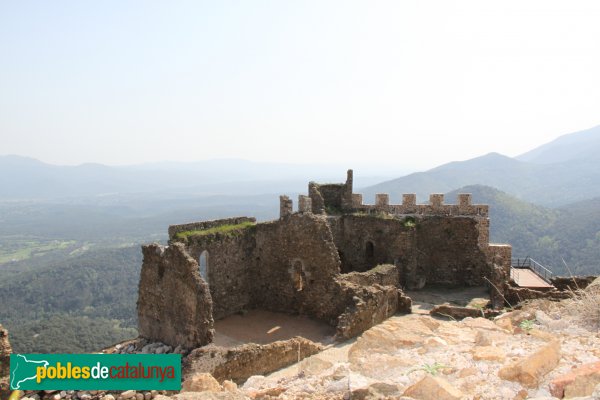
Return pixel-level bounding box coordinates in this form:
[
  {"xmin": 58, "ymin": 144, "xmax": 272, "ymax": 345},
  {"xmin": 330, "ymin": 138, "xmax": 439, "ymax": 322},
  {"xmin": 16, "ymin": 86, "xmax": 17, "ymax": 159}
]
[{"xmin": 137, "ymin": 170, "xmax": 512, "ymax": 349}]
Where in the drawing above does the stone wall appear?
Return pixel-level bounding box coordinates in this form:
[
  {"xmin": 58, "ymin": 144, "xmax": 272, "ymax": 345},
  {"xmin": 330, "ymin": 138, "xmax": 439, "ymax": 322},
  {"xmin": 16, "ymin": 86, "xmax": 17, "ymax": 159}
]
[
  {"xmin": 504, "ymin": 285, "xmax": 571, "ymax": 306},
  {"xmin": 183, "ymin": 337, "xmax": 323, "ymax": 384},
  {"xmin": 333, "ymin": 266, "xmax": 412, "ymax": 340},
  {"xmin": 168, "ymin": 217, "xmax": 256, "ymax": 240},
  {"xmin": 551, "ymin": 276, "xmax": 597, "ymax": 291},
  {"xmin": 176, "ymin": 213, "xmax": 344, "ymax": 322},
  {"xmin": 503, "ymin": 275, "xmax": 599, "ymax": 306},
  {"xmin": 137, "ymin": 243, "xmax": 214, "ymax": 349},
  {"xmin": 335, "ymin": 283, "xmax": 404, "ymax": 340},
  {"xmin": 488, "ymin": 244, "xmax": 512, "ymax": 309},
  {"xmin": 317, "ymin": 184, "xmax": 345, "ymax": 211},
  {"xmin": 416, "ymin": 217, "xmax": 490, "ymax": 287},
  {"xmin": 333, "ymin": 265, "xmax": 411, "ymax": 339},
  {"xmin": 138, "ymin": 212, "xmax": 417, "ymax": 348},
  {"xmin": 182, "ymin": 229, "xmax": 256, "ymax": 320},
  {"xmin": 339, "ymin": 264, "xmax": 400, "ymax": 287},
  {"xmin": 334, "ymin": 178, "xmax": 491, "ymax": 250},
  {"xmin": 252, "ymin": 213, "xmax": 343, "ymax": 322},
  {"xmin": 308, "ymin": 170, "xmax": 353, "ymax": 214},
  {"xmin": 308, "ymin": 182, "xmax": 326, "ymax": 214},
  {"xmin": 328, "ymin": 214, "xmax": 491, "ymax": 290},
  {"xmin": 328, "ymin": 215, "xmax": 416, "ymax": 274}
]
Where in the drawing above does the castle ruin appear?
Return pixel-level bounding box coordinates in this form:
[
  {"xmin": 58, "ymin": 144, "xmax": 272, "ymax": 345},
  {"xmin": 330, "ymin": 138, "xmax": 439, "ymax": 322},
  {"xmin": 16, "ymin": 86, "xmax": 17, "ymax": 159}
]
[{"xmin": 137, "ymin": 170, "xmax": 512, "ymax": 349}]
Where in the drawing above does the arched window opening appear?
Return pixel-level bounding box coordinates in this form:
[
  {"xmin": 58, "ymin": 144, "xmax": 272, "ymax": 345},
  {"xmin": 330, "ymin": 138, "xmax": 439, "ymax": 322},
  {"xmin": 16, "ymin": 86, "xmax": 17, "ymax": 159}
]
[
  {"xmin": 199, "ymin": 250, "xmax": 209, "ymax": 284},
  {"xmin": 366, "ymin": 241, "xmax": 375, "ymax": 259},
  {"xmin": 292, "ymin": 260, "xmax": 306, "ymax": 292}
]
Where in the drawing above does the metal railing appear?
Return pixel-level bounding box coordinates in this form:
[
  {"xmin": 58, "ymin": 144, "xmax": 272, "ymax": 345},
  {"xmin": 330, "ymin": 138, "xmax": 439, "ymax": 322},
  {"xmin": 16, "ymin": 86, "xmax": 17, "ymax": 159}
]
[{"xmin": 511, "ymin": 257, "xmax": 554, "ymax": 283}]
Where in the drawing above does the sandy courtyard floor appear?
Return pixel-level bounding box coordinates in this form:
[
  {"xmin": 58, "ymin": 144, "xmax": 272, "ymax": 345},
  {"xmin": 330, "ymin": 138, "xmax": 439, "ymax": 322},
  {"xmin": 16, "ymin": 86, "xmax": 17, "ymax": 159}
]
[{"xmin": 213, "ymin": 309, "xmax": 336, "ymax": 347}]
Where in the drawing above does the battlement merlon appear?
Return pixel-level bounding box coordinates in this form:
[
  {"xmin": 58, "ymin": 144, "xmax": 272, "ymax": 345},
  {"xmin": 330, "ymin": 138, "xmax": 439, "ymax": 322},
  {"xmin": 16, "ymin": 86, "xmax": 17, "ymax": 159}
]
[
  {"xmin": 168, "ymin": 216, "xmax": 257, "ymax": 240},
  {"xmin": 280, "ymin": 195, "xmax": 293, "ymax": 218},
  {"xmin": 298, "ymin": 195, "xmax": 313, "ymax": 213}
]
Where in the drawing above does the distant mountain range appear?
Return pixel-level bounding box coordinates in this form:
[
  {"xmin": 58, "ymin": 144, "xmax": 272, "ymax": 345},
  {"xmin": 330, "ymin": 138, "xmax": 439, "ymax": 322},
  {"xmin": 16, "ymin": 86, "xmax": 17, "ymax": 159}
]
[
  {"xmin": 3, "ymin": 125, "xmax": 599, "ymax": 205},
  {"xmin": 0, "ymin": 156, "xmax": 404, "ymax": 200},
  {"xmin": 517, "ymin": 125, "xmax": 600, "ymax": 164},
  {"xmin": 363, "ymin": 125, "xmax": 600, "ymax": 207}
]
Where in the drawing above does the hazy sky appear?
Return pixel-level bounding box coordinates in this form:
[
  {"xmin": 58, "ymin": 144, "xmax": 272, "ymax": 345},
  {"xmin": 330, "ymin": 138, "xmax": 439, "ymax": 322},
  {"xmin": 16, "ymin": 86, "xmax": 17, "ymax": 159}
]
[{"xmin": 1, "ymin": 1, "xmax": 599, "ymax": 170}]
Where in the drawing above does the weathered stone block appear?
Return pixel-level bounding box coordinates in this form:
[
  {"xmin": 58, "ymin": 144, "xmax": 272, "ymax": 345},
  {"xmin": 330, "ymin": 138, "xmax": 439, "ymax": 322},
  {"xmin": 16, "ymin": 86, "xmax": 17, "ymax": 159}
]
[
  {"xmin": 430, "ymin": 304, "xmax": 483, "ymax": 320},
  {"xmin": 498, "ymin": 340, "xmax": 561, "ymax": 388},
  {"xmin": 182, "ymin": 372, "xmax": 222, "ymax": 392},
  {"xmin": 472, "ymin": 345, "xmax": 506, "ymax": 362},
  {"xmin": 550, "ymin": 361, "xmax": 600, "ymax": 398},
  {"xmin": 403, "ymin": 375, "xmax": 464, "ymax": 400}
]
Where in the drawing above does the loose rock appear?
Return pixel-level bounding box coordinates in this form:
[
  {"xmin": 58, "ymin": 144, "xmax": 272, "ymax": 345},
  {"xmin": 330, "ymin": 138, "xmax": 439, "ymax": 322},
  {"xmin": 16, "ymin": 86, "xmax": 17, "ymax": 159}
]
[
  {"xmin": 403, "ymin": 375, "xmax": 464, "ymax": 400},
  {"xmin": 182, "ymin": 372, "xmax": 222, "ymax": 392},
  {"xmin": 472, "ymin": 346, "xmax": 506, "ymax": 362},
  {"xmin": 121, "ymin": 390, "xmax": 137, "ymax": 399},
  {"xmin": 498, "ymin": 340, "xmax": 561, "ymax": 388}
]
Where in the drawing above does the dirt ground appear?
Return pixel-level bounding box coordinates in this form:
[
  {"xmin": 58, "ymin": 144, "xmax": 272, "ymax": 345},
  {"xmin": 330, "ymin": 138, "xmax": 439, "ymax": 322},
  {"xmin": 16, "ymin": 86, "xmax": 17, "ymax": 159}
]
[
  {"xmin": 406, "ymin": 285, "xmax": 490, "ymax": 314},
  {"xmin": 212, "ymin": 287, "xmax": 489, "ymax": 347},
  {"xmin": 213, "ymin": 309, "xmax": 336, "ymax": 347}
]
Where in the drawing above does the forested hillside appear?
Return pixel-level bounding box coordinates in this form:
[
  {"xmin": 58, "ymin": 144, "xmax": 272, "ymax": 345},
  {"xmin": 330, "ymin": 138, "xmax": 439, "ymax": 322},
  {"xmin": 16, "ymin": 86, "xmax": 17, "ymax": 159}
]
[
  {"xmin": 0, "ymin": 247, "xmax": 140, "ymax": 353},
  {"xmin": 447, "ymin": 185, "xmax": 600, "ymax": 276}
]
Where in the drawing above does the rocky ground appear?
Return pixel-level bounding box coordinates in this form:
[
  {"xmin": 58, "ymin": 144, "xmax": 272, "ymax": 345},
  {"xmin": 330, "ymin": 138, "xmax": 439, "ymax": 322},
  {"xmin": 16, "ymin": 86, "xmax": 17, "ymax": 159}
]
[{"xmin": 6, "ymin": 282, "xmax": 600, "ymax": 400}]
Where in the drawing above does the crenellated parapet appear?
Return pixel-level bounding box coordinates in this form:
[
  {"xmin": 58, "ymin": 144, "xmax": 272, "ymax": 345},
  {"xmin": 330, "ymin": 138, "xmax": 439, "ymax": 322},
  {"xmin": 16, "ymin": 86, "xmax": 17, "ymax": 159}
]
[
  {"xmin": 350, "ymin": 193, "xmax": 488, "ymax": 218},
  {"xmin": 284, "ymin": 170, "xmax": 489, "ymax": 220},
  {"xmin": 302, "ymin": 170, "xmax": 488, "ymax": 218}
]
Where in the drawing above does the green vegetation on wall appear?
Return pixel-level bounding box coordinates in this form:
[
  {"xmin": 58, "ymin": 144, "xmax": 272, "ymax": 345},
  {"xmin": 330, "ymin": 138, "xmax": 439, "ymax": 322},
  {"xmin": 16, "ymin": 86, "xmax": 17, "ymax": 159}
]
[{"xmin": 174, "ymin": 221, "xmax": 256, "ymax": 241}]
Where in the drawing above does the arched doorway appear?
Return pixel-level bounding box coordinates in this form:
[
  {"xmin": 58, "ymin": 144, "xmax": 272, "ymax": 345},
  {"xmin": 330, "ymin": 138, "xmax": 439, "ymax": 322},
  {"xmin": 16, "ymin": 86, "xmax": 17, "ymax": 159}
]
[{"xmin": 199, "ymin": 250, "xmax": 209, "ymax": 284}]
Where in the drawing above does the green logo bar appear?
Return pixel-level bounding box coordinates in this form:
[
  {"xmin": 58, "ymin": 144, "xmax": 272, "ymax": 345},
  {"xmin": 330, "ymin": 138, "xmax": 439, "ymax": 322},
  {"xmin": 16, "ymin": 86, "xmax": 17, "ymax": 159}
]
[{"xmin": 10, "ymin": 354, "xmax": 181, "ymax": 391}]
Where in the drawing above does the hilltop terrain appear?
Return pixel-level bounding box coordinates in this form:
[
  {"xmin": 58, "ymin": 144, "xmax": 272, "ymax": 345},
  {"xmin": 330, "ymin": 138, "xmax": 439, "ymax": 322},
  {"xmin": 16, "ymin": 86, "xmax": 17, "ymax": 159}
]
[{"xmin": 4, "ymin": 279, "xmax": 599, "ymax": 400}]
